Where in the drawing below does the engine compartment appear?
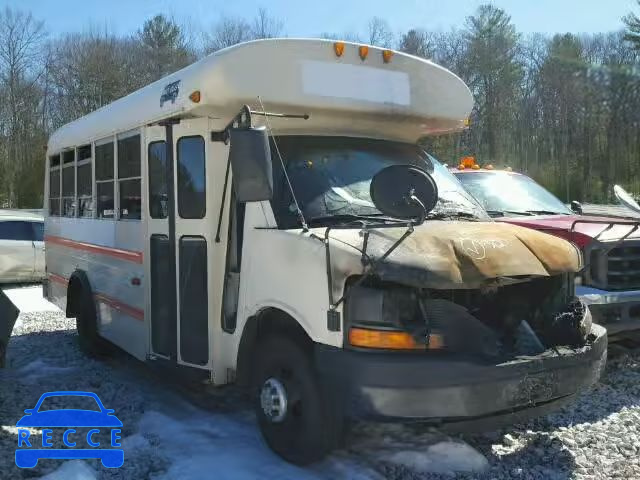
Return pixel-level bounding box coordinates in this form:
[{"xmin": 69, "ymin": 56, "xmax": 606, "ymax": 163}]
[{"xmin": 344, "ymin": 273, "xmax": 594, "ymax": 360}]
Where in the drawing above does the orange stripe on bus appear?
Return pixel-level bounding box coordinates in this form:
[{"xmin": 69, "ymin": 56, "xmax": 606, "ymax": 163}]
[
  {"xmin": 48, "ymin": 273, "xmax": 69, "ymax": 285},
  {"xmin": 94, "ymin": 293, "xmax": 145, "ymax": 322},
  {"xmin": 45, "ymin": 235, "xmax": 143, "ymax": 264},
  {"xmin": 47, "ymin": 273, "xmax": 144, "ymax": 322}
]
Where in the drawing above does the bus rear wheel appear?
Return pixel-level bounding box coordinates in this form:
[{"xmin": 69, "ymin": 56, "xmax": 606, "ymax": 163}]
[
  {"xmin": 253, "ymin": 335, "xmax": 343, "ymax": 465},
  {"xmin": 75, "ymin": 289, "xmax": 112, "ymax": 357}
]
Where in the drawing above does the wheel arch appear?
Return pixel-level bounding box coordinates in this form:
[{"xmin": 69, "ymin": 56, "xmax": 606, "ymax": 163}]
[
  {"xmin": 235, "ymin": 306, "xmax": 313, "ymax": 387},
  {"xmin": 65, "ymin": 269, "xmax": 93, "ymax": 318}
]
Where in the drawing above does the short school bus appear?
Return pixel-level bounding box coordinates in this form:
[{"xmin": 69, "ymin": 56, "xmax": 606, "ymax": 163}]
[{"xmin": 43, "ymin": 38, "xmax": 606, "ymax": 464}]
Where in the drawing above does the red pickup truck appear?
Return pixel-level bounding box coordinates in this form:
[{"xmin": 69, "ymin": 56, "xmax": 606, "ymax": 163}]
[{"xmin": 453, "ymin": 163, "xmax": 640, "ymax": 339}]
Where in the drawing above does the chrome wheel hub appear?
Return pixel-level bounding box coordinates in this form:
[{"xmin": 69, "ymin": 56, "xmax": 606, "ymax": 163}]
[{"xmin": 260, "ymin": 377, "xmax": 288, "ymax": 423}]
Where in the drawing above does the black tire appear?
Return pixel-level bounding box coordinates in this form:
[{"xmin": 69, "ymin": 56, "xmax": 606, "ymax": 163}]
[
  {"xmin": 75, "ymin": 289, "xmax": 112, "ymax": 357},
  {"xmin": 253, "ymin": 335, "xmax": 344, "ymax": 465}
]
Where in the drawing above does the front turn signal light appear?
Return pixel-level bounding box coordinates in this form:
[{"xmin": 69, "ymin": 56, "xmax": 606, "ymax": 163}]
[{"xmin": 349, "ymin": 328, "xmax": 420, "ymax": 350}]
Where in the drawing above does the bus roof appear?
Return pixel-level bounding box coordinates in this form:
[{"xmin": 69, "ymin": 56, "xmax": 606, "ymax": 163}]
[{"xmin": 48, "ymin": 38, "xmax": 473, "ymax": 153}]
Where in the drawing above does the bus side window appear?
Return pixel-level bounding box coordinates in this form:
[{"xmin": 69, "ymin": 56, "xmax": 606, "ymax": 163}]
[
  {"xmin": 95, "ymin": 140, "xmax": 115, "ymax": 219},
  {"xmin": 48, "ymin": 154, "xmax": 61, "ymax": 216},
  {"xmin": 118, "ymin": 133, "xmax": 142, "ymax": 220},
  {"xmin": 61, "ymin": 150, "xmax": 75, "ymax": 217},
  {"xmin": 148, "ymin": 141, "xmax": 167, "ymax": 219},
  {"xmin": 77, "ymin": 144, "xmax": 93, "ymax": 218},
  {"xmin": 177, "ymin": 136, "xmax": 206, "ymax": 219}
]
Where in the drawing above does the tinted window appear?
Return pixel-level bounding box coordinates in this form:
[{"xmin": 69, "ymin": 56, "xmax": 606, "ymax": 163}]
[
  {"xmin": 77, "ymin": 144, "xmax": 91, "ymax": 161},
  {"xmin": 0, "ymin": 221, "xmax": 33, "ymax": 241},
  {"xmin": 148, "ymin": 141, "xmax": 167, "ymax": 219},
  {"xmin": 49, "ymin": 169, "xmax": 60, "ymax": 198},
  {"xmin": 177, "ymin": 136, "xmax": 206, "ymax": 219},
  {"xmin": 77, "ymin": 163, "xmax": 92, "ymax": 197},
  {"xmin": 62, "ymin": 166, "xmax": 74, "ymax": 197},
  {"xmin": 118, "ymin": 134, "xmax": 141, "ymax": 179},
  {"xmin": 95, "ymin": 142, "xmax": 114, "ymax": 181},
  {"xmin": 62, "ymin": 150, "xmax": 74, "ymax": 164},
  {"xmin": 97, "ymin": 182, "xmax": 114, "ymax": 218},
  {"xmin": 119, "ymin": 178, "xmax": 141, "ymax": 220},
  {"xmin": 31, "ymin": 222, "xmax": 44, "ymax": 242}
]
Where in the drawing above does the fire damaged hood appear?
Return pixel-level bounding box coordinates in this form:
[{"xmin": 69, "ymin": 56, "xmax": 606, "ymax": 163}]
[{"xmin": 328, "ymin": 221, "xmax": 582, "ymax": 289}]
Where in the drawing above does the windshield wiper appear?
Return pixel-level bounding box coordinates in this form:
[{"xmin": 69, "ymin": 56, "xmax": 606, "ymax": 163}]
[
  {"xmin": 486, "ymin": 210, "xmax": 534, "ymax": 217},
  {"xmin": 524, "ymin": 210, "xmax": 563, "ymax": 216},
  {"xmin": 426, "ymin": 211, "xmax": 478, "ymax": 220},
  {"xmin": 307, "ymin": 213, "xmax": 400, "ymax": 226}
]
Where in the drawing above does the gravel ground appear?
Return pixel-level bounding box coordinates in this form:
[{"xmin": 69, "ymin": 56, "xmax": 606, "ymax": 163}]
[{"xmin": 1, "ymin": 297, "xmax": 640, "ymax": 479}]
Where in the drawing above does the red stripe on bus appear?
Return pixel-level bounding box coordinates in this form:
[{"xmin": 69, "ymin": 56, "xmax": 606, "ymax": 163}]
[
  {"xmin": 48, "ymin": 273, "xmax": 144, "ymax": 322},
  {"xmin": 94, "ymin": 293, "xmax": 145, "ymax": 322},
  {"xmin": 45, "ymin": 235, "xmax": 143, "ymax": 264}
]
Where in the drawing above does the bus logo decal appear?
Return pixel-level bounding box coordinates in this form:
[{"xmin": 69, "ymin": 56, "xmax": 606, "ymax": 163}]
[{"xmin": 160, "ymin": 80, "xmax": 180, "ymax": 107}]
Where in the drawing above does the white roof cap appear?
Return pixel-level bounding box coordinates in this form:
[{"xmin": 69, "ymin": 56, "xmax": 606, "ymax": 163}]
[{"xmin": 48, "ymin": 38, "xmax": 473, "ymax": 152}]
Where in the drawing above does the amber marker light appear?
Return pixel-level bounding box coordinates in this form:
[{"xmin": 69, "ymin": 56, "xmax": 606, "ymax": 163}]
[
  {"xmin": 349, "ymin": 328, "xmax": 446, "ymax": 351},
  {"xmin": 189, "ymin": 90, "xmax": 201, "ymax": 103},
  {"xmin": 358, "ymin": 45, "xmax": 369, "ymax": 61},
  {"xmin": 334, "ymin": 42, "xmax": 345, "ymax": 57},
  {"xmin": 382, "ymin": 49, "xmax": 393, "ymax": 63}
]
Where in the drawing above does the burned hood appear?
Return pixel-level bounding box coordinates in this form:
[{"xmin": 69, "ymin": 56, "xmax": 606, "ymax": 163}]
[{"xmin": 328, "ymin": 221, "xmax": 582, "ymax": 289}]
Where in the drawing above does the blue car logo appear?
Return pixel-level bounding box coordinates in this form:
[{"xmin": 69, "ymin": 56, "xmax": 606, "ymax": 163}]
[{"xmin": 15, "ymin": 391, "xmax": 123, "ymax": 468}]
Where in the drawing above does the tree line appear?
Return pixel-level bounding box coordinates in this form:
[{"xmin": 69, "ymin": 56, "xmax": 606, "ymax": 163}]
[{"xmin": 0, "ymin": 4, "xmax": 638, "ymax": 208}]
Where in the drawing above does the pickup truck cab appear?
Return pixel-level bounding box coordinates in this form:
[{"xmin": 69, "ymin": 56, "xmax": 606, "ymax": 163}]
[{"xmin": 454, "ymin": 163, "xmax": 640, "ymax": 339}]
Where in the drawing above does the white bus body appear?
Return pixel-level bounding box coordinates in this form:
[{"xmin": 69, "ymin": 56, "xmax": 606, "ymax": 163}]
[{"xmin": 43, "ymin": 39, "xmax": 606, "ymax": 464}]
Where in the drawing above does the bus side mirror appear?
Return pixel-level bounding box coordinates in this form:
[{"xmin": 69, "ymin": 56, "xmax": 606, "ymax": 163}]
[{"xmin": 229, "ymin": 127, "xmax": 273, "ymax": 203}]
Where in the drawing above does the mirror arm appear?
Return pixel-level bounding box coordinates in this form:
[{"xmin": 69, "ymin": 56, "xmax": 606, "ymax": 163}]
[
  {"xmin": 409, "ymin": 193, "xmax": 427, "ymax": 226},
  {"xmin": 215, "ymin": 156, "xmax": 232, "ymax": 243},
  {"xmin": 329, "ymin": 224, "xmax": 414, "ymax": 313}
]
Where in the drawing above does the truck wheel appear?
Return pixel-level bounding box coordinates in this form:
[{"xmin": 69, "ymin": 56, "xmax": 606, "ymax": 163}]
[
  {"xmin": 76, "ymin": 290, "xmax": 112, "ymax": 357},
  {"xmin": 253, "ymin": 335, "xmax": 343, "ymax": 465}
]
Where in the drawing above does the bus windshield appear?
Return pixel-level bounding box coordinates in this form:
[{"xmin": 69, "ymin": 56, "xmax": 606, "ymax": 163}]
[
  {"xmin": 455, "ymin": 172, "xmax": 572, "ymax": 217},
  {"xmin": 270, "ymin": 136, "xmax": 487, "ymax": 228}
]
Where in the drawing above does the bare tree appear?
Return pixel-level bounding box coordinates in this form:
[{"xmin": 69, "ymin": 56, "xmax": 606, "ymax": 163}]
[
  {"xmin": 251, "ymin": 7, "xmax": 284, "ymax": 39},
  {"xmin": 367, "ymin": 16, "xmax": 394, "ymax": 47},
  {"xmin": 0, "ymin": 7, "xmax": 46, "ymax": 207},
  {"xmin": 202, "ymin": 16, "xmax": 251, "ymax": 54}
]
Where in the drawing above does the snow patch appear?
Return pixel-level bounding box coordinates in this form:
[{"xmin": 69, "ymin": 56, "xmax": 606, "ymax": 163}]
[
  {"xmin": 2, "ymin": 285, "xmax": 59, "ymax": 313},
  {"xmin": 134, "ymin": 408, "xmax": 374, "ymax": 480},
  {"xmin": 39, "ymin": 460, "xmax": 97, "ymax": 480},
  {"xmin": 383, "ymin": 441, "xmax": 488, "ymax": 475},
  {"xmin": 17, "ymin": 359, "xmax": 75, "ymax": 382}
]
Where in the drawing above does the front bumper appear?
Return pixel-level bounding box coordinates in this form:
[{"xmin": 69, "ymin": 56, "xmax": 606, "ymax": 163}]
[
  {"xmin": 577, "ymin": 285, "xmax": 640, "ymax": 336},
  {"xmin": 316, "ymin": 323, "xmax": 607, "ymax": 431}
]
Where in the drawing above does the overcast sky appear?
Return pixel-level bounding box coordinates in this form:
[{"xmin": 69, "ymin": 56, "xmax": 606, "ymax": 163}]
[{"xmin": 1, "ymin": 0, "xmax": 635, "ymax": 39}]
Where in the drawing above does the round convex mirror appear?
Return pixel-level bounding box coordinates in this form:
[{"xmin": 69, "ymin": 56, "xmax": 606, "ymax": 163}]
[
  {"xmin": 370, "ymin": 165, "xmax": 438, "ymax": 221},
  {"xmin": 614, "ymin": 185, "xmax": 640, "ymax": 215}
]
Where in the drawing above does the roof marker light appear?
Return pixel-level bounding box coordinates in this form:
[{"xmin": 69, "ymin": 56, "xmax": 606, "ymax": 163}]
[
  {"xmin": 358, "ymin": 45, "xmax": 369, "ymax": 61},
  {"xmin": 334, "ymin": 42, "xmax": 345, "ymax": 57},
  {"xmin": 382, "ymin": 49, "xmax": 393, "ymax": 63}
]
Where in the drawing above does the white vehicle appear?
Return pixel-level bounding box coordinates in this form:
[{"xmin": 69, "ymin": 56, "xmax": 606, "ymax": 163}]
[
  {"xmin": 43, "ymin": 39, "xmax": 606, "ymax": 464},
  {"xmin": 0, "ymin": 210, "xmax": 45, "ymax": 284}
]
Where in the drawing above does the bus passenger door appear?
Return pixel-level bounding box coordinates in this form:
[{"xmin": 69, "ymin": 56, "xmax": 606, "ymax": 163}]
[
  {"xmin": 146, "ymin": 126, "xmax": 177, "ymax": 360},
  {"xmin": 172, "ymin": 119, "xmax": 214, "ymax": 369}
]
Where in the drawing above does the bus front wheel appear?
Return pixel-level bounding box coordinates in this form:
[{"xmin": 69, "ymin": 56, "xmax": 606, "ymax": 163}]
[{"xmin": 253, "ymin": 335, "xmax": 344, "ymax": 465}]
